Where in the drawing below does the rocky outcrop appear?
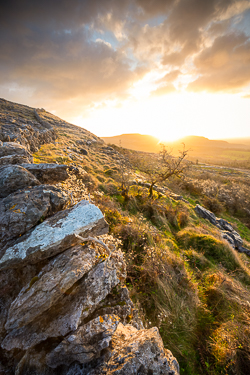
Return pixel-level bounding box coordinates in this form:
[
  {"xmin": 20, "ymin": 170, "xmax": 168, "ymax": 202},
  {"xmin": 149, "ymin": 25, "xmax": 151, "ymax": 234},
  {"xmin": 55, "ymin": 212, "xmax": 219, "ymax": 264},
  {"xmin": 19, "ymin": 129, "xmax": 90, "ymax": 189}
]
[
  {"xmin": 0, "ymin": 154, "xmax": 31, "ymax": 165},
  {"xmin": 21, "ymin": 163, "xmax": 80, "ymax": 184},
  {"xmin": 0, "ymin": 99, "xmax": 179, "ymax": 375},
  {"xmin": 0, "ymin": 99, "xmax": 56, "ymax": 152},
  {"xmin": 0, "ymin": 185, "xmax": 70, "ymax": 247},
  {"xmin": 195, "ymin": 204, "xmax": 250, "ymax": 256},
  {"xmin": 0, "ymin": 165, "xmax": 40, "ymax": 198},
  {"xmin": 0, "ymin": 200, "xmax": 109, "ymax": 269},
  {"xmin": 46, "ymin": 315, "xmax": 120, "ymax": 368},
  {"xmin": 0, "ymin": 142, "xmax": 33, "ymax": 166},
  {"xmin": 88, "ymin": 324, "xmax": 179, "ymax": 375}
]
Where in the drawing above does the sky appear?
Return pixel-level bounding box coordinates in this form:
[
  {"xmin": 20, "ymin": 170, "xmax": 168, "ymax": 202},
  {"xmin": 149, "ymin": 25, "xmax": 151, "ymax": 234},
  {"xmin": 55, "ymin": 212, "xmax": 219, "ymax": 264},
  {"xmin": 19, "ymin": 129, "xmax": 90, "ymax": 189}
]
[{"xmin": 0, "ymin": 0, "xmax": 250, "ymax": 141}]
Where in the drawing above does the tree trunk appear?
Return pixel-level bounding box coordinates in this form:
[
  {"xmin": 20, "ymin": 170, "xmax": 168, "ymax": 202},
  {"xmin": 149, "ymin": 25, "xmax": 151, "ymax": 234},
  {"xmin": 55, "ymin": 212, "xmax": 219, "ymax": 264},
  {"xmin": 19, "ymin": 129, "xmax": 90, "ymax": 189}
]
[{"xmin": 149, "ymin": 183, "xmax": 155, "ymax": 197}]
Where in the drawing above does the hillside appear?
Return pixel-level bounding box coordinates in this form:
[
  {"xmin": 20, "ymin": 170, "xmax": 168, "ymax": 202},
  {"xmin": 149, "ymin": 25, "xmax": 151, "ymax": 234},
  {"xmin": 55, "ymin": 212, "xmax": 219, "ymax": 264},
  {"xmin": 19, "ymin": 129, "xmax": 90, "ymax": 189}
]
[{"xmin": 1, "ymin": 98, "xmax": 250, "ymax": 375}]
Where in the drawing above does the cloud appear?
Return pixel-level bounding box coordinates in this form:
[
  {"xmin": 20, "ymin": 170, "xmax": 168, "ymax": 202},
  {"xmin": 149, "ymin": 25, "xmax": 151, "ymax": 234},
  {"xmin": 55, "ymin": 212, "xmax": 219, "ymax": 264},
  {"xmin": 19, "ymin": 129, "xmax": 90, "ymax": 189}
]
[
  {"xmin": 151, "ymin": 83, "xmax": 176, "ymax": 96},
  {"xmin": 157, "ymin": 70, "xmax": 181, "ymax": 83},
  {"xmin": 188, "ymin": 32, "xmax": 250, "ymax": 92},
  {"xmin": 0, "ymin": 0, "xmax": 250, "ymax": 119}
]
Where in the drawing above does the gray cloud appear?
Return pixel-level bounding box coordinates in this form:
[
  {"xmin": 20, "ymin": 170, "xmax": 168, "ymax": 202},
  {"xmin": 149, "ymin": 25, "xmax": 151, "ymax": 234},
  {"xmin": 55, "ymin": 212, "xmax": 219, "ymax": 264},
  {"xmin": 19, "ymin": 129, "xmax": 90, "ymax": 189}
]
[
  {"xmin": 0, "ymin": 0, "xmax": 250, "ymax": 117},
  {"xmin": 188, "ymin": 32, "xmax": 250, "ymax": 92}
]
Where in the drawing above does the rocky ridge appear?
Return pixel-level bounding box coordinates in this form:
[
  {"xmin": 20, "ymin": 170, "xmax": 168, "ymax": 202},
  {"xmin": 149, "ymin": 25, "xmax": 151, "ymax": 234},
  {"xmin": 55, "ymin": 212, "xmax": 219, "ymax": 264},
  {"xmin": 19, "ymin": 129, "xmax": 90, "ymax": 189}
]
[
  {"xmin": 195, "ymin": 204, "xmax": 250, "ymax": 256},
  {"xmin": 0, "ymin": 99, "xmax": 179, "ymax": 375}
]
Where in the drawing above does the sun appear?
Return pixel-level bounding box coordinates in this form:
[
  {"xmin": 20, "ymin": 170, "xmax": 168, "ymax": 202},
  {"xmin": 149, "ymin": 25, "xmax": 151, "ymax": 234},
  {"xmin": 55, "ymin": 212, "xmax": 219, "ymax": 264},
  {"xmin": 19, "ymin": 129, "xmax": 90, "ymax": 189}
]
[{"xmin": 73, "ymin": 92, "xmax": 250, "ymax": 141}]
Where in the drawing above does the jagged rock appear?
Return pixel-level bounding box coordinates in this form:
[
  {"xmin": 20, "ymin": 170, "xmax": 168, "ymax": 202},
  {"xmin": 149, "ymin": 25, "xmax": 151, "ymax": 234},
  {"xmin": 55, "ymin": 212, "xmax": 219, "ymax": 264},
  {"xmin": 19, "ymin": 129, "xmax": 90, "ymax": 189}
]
[
  {"xmin": 14, "ymin": 349, "xmax": 54, "ymax": 375},
  {"xmin": 89, "ymin": 323, "xmax": 180, "ymax": 375},
  {"xmin": 2, "ymin": 249, "xmax": 126, "ymax": 350},
  {"xmin": 0, "ymin": 142, "xmax": 33, "ymax": 162},
  {"xmin": 222, "ymin": 230, "xmax": 243, "ymax": 248},
  {"xmin": 216, "ymin": 218, "xmax": 235, "ymax": 232},
  {"xmin": 221, "ymin": 232, "xmax": 236, "ymax": 247},
  {"xmin": 46, "ymin": 315, "xmax": 120, "ymax": 368},
  {"xmin": 237, "ymin": 245, "xmax": 250, "ymax": 256},
  {"xmin": 0, "ymin": 165, "xmax": 40, "ymax": 199},
  {"xmin": 0, "ymin": 155, "xmax": 31, "ymax": 166},
  {"xmin": 20, "ymin": 163, "xmax": 80, "ymax": 184},
  {"xmin": 194, "ymin": 204, "xmax": 217, "ymax": 225},
  {"xmin": 0, "ymin": 200, "xmax": 108, "ymax": 270},
  {"xmin": 0, "ymin": 99, "xmax": 56, "ymax": 152},
  {"xmin": 195, "ymin": 204, "xmax": 250, "ymax": 255},
  {"xmin": 0, "ymin": 264, "xmax": 41, "ymax": 339},
  {"xmin": 90, "ymin": 286, "xmax": 143, "ymax": 330},
  {"xmin": 4, "ymin": 244, "xmax": 98, "ymax": 331},
  {"xmin": 79, "ymin": 148, "xmax": 88, "ymax": 155},
  {"xmin": 0, "ymin": 185, "xmax": 70, "ymax": 247}
]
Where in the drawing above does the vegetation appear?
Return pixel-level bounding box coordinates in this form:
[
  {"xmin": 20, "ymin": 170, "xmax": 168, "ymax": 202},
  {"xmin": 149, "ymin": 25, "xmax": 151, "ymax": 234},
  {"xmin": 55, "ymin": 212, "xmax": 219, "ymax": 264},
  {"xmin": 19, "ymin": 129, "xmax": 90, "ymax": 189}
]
[
  {"xmin": 33, "ymin": 131, "xmax": 250, "ymax": 375},
  {"xmin": 130, "ymin": 144, "xmax": 189, "ymax": 197}
]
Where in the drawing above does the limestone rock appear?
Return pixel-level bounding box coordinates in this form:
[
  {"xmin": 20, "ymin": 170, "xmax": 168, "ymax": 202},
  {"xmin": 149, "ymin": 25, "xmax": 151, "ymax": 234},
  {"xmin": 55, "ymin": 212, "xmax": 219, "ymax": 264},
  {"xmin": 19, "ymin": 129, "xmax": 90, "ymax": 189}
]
[
  {"xmin": 0, "ymin": 155, "xmax": 31, "ymax": 166},
  {"xmin": 0, "ymin": 99, "xmax": 56, "ymax": 152},
  {"xmin": 0, "ymin": 142, "xmax": 33, "ymax": 162},
  {"xmin": 90, "ymin": 286, "xmax": 144, "ymax": 330},
  {"xmin": 0, "ymin": 185, "xmax": 70, "ymax": 247},
  {"xmin": 20, "ymin": 163, "xmax": 80, "ymax": 184},
  {"xmin": 0, "ymin": 264, "xmax": 41, "ymax": 339},
  {"xmin": 89, "ymin": 323, "xmax": 180, "ymax": 375},
  {"xmin": 46, "ymin": 315, "xmax": 120, "ymax": 368},
  {"xmin": 2, "ymin": 249, "xmax": 126, "ymax": 350},
  {"xmin": 0, "ymin": 165, "xmax": 40, "ymax": 199},
  {"xmin": 0, "ymin": 200, "xmax": 108, "ymax": 270},
  {"xmin": 237, "ymin": 245, "xmax": 250, "ymax": 256},
  {"xmin": 195, "ymin": 204, "xmax": 250, "ymax": 254},
  {"xmin": 194, "ymin": 204, "xmax": 217, "ymax": 225},
  {"xmin": 4, "ymin": 245, "xmax": 99, "ymax": 331},
  {"xmin": 79, "ymin": 148, "xmax": 88, "ymax": 155}
]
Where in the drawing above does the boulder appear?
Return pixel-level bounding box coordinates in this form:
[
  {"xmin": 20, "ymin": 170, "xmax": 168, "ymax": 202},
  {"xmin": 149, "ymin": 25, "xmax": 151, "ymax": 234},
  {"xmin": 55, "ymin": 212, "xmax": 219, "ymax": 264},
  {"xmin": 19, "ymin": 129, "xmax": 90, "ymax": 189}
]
[
  {"xmin": 90, "ymin": 286, "xmax": 143, "ymax": 330},
  {"xmin": 20, "ymin": 163, "xmax": 80, "ymax": 184},
  {"xmin": 237, "ymin": 246, "xmax": 250, "ymax": 256},
  {"xmin": 194, "ymin": 204, "xmax": 217, "ymax": 225},
  {"xmin": 0, "ymin": 185, "xmax": 70, "ymax": 246},
  {"xmin": 46, "ymin": 315, "xmax": 120, "ymax": 368},
  {"xmin": 0, "ymin": 165, "xmax": 40, "ymax": 199},
  {"xmin": 2, "ymin": 249, "xmax": 126, "ymax": 350},
  {"xmin": 4, "ymin": 244, "xmax": 98, "ymax": 331},
  {"xmin": 89, "ymin": 323, "xmax": 180, "ymax": 375},
  {"xmin": 0, "ymin": 142, "xmax": 33, "ymax": 162},
  {"xmin": 0, "ymin": 200, "xmax": 108, "ymax": 270},
  {"xmin": 195, "ymin": 204, "xmax": 249, "ymax": 254},
  {"xmin": 0, "ymin": 264, "xmax": 41, "ymax": 339},
  {"xmin": 79, "ymin": 148, "xmax": 88, "ymax": 155},
  {"xmin": 0, "ymin": 155, "xmax": 31, "ymax": 166}
]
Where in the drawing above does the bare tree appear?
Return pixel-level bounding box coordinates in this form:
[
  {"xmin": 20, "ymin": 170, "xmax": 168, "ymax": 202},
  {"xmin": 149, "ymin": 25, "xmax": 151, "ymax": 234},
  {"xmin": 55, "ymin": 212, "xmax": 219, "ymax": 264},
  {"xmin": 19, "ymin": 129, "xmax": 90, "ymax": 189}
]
[{"xmin": 131, "ymin": 144, "xmax": 189, "ymax": 197}]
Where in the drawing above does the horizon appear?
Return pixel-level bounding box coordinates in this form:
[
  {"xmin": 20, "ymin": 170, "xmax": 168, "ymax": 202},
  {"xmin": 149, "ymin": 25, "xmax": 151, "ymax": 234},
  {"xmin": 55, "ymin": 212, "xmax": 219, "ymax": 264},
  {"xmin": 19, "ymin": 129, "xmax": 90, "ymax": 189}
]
[
  {"xmin": 101, "ymin": 132, "xmax": 250, "ymax": 143},
  {"xmin": 1, "ymin": 1, "xmax": 250, "ymax": 141}
]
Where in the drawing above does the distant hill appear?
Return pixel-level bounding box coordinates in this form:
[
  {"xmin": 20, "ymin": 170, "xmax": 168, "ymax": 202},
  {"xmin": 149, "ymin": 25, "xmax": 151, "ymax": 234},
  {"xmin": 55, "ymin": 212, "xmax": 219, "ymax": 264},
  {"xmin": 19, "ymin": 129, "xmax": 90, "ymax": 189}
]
[
  {"xmin": 222, "ymin": 137, "xmax": 250, "ymax": 147},
  {"xmin": 164, "ymin": 135, "xmax": 249, "ymax": 150},
  {"xmin": 102, "ymin": 133, "xmax": 250, "ymax": 164},
  {"xmin": 102, "ymin": 133, "xmax": 249, "ymax": 153},
  {"xmin": 101, "ymin": 133, "xmax": 160, "ymax": 153}
]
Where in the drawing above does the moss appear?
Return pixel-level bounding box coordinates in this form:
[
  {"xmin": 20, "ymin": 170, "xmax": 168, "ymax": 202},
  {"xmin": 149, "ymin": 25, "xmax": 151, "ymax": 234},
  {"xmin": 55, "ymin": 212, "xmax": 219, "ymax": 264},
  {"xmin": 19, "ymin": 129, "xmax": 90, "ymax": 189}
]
[{"xmin": 27, "ymin": 276, "xmax": 39, "ymax": 291}]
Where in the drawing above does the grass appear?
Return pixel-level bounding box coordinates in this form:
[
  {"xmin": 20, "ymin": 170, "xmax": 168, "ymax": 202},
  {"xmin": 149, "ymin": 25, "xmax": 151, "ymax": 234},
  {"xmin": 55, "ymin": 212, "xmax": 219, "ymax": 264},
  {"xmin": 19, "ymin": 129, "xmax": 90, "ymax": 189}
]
[{"xmin": 31, "ymin": 127, "xmax": 250, "ymax": 375}]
